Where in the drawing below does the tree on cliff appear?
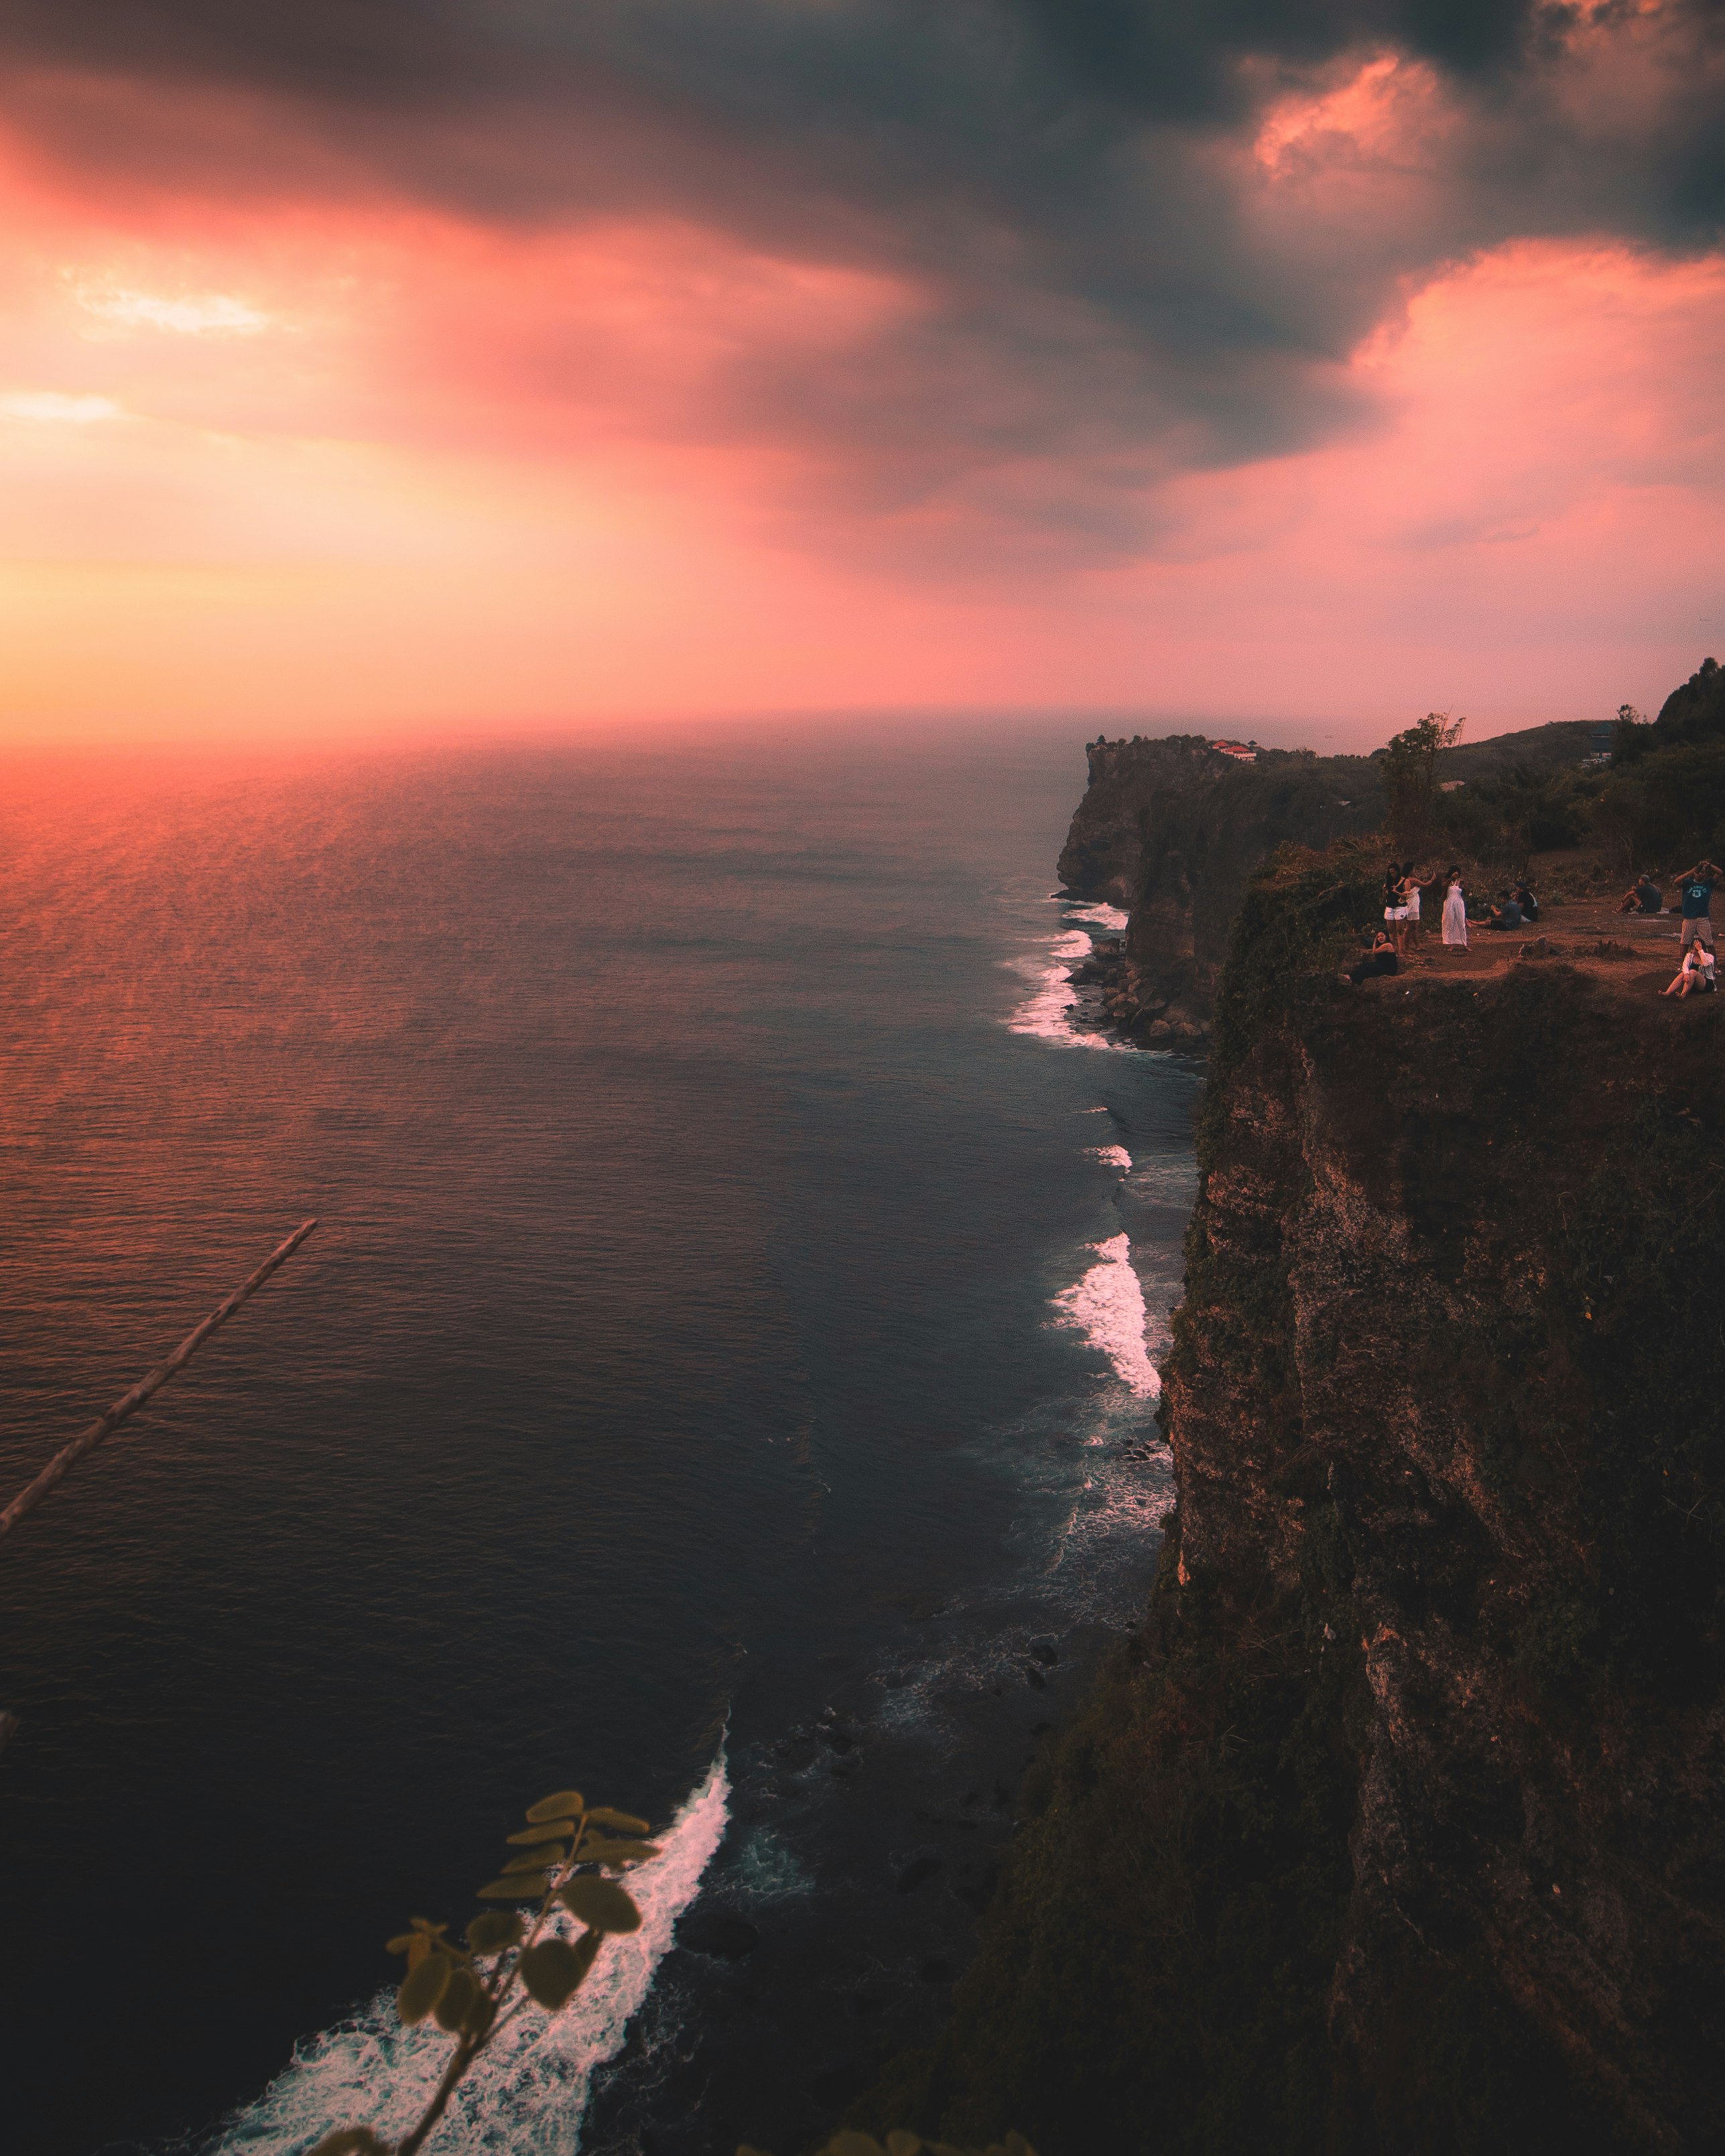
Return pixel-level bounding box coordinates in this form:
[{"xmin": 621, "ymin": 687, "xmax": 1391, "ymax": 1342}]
[{"xmin": 1382, "ymin": 711, "xmax": 1465, "ymax": 853}]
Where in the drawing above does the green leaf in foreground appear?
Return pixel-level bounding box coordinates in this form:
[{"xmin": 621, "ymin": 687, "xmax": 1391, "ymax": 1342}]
[
  {"xmin": 396, "ymin": 1951, "xmax": 451, "ymax": 2025},
  {"xmin": 518, "ymin": 1931, "xmax": 601, "ymax": 2009},
  {"xmin": 507, "ymin": 1821, "xmax": 574, "ymax": 1845},
  {"xmin": 504, "ymin": 1844, "xmax": 566, "ymax": 1873},
  {"xmin": 433, "ymin": 1966, "xmax": 480, "ymax": 2033},
  {"xmin": 582, "ymin": 1807, "xmax": 650, "ymax": 1836},
  {"xmin": 580, "ymin": 1837, "xmax": 660, "ymax": 1866},
  {"xmin": 466, "ymin": 1911, "xmax": 523, "ymax": 1952},
  {"xmin": 526, "ymin": 1789, "xmax": 584, "ymax": 1822},
  {"xmin": 559, "ymin": 1875, "xmax": 641, "ymax": 1932},
  {"xmin": 476, "ymin": 1873, "xmax": 547, "ymax": 1900}
]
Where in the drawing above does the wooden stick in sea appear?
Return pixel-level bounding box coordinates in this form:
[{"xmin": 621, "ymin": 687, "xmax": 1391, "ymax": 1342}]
[{"xmin": 0, "ymin": 1218, "xmax": 320, "ymax": 1545}]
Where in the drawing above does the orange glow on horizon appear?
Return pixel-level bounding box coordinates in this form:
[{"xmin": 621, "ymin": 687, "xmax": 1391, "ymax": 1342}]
[{"xmin": 1, "ymin": 105, "xmax": 1722, "ymax": 753}]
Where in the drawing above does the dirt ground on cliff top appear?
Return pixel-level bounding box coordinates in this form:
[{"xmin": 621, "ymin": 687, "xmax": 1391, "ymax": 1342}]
[{"xmin": 1349, "ymin": 849, "xmax": 1720, "ymax": 1005}]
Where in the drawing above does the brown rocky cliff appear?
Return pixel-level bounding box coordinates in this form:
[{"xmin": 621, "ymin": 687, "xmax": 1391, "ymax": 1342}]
[
  {"xmin": 1056, "ymin": 733, "xmax": 1220, "ymax": 906},
  {"xmin": 883, "ymin": 869, "xmax": 1725, "ymax": 2156},
  {"xmin": 1056, "ymin": 735, "xmax": 1384, "ymax": 1043},
  {"xmin": 1173, "ymin": 957, "xmax": 1724, "ymax": 2150}
]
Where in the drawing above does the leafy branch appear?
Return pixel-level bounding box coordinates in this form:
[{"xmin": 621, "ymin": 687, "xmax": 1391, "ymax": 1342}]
[{"xmin": 310, "ymin": 1787, "xmax": 658, "ymax": 2156}]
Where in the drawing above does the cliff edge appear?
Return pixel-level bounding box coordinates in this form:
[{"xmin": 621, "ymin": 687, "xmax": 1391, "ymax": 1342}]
[
  {"xmin": 1060, "ymin": 722, "xmax": 1599, "ymax": 1045},
  {"xmin": 1056, "ymin": 737, "xmax": 1384, "ymax": 1044},
  {"xmin": 871, "ymin": 852, "xmax": 1725, "ymax": 2155}
]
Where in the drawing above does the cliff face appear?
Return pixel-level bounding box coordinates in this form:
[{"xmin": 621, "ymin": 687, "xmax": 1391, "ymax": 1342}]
[
  {"xmin": 1058, "ymin": 723, "xmax": 1602, "ymax": 1046},
  {"xmin": 1057, "ymin": 736, "xmax": 1385, "ymax": 1043},
  {"xmin": 876, "ymin": 862, "xmax": 1725, "ymax": 2156},
  {"xmin": 1056, "ymin": 735, "xmax": 1218, "ymax": 906}
]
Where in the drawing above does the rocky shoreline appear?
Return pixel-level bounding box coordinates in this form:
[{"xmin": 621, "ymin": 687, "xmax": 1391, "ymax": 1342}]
[
  {"xmin": 862, "ymin": 836, "xmax": 1725, "ymax": 2155},
  {"xmin": 1061, "ymin": 918, "xmax": 1214, "ymax": 1050},
  {"xmin": 1057, "ymin": 719, "xmax": 1600, "ymax": 1046}
]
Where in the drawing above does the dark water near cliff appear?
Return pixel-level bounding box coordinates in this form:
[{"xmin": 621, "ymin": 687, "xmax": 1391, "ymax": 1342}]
[{"xmin": 0, "ymin": 726, "xmax": 1197, "ymax": 2156}]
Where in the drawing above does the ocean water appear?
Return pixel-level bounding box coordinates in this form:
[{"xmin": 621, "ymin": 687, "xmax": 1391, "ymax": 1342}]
[{"xmin": 0, "ymin": 725, "xmax": 1198, "ymax": 2156}]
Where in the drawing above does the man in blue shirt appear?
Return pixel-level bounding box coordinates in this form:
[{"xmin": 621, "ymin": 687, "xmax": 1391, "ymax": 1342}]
[
  {"xmin": 1488, "ymin": 890, "xmax": 1524, "ymax": 932},
  {"xmin": 1678, "ymin": 861, "xmax": 1720, "ymax": 953}
]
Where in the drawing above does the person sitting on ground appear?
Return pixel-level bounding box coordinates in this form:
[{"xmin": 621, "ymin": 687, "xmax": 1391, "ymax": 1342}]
[
  {"xmin": 1514, "ymin": 881, "xmax": 1539, "ymax": 922},
  {"xmin": 1661, "ymin": 940, "xmax": 1716, "ymax": 997},
  {"xmin": 1342, "ymin": 930, "xmax": 1399, "ymax": 985},
  {"xmin": 1637, "ymin": 874, "xmax": 1663, "ymax": 913},
  {"xmin": 1487, "ymin": 890, "xmax": 1524, "ymax": 932}
]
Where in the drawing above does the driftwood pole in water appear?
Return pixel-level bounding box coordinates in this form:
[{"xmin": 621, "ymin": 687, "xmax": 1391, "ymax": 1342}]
[{"xmin": 0, "ymin": 1218, "xmax": 319, "ymax": 1545}]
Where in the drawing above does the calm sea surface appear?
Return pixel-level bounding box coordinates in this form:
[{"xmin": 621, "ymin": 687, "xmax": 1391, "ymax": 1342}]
[{"xmin": 0, "ymin": 726, "xmax": 1198, "ymax": 2156}]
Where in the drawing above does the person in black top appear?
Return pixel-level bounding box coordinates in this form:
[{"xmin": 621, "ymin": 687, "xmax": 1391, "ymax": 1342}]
[
  {"xmin": 1341, "ymin": 932, "xmax": 1399, "ymax": 985},
  {"xmin": 1620, "ymin": 876, "xmax": 1663, "ymax": 914},
  {"xmin": 1381, "ymin": 861, "xmax": 1411, "ymax": 953},
  {"xmin": 1513, "ymin": 881, "xmax": 1539, "ymax": 922}
]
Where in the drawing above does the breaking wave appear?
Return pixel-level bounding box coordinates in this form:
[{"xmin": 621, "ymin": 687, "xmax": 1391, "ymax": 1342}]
[
  {"xmin": 1051, "ymin": 1233, "xmax": 1158, "ymax": 1398},
  {"xmin": 1005, "ymin": 895, "xmax": 1163, "ymax": 1054},
  {"xmin": 204, "ymin": 1757, "xmax": 729, "ymax": 2156}
]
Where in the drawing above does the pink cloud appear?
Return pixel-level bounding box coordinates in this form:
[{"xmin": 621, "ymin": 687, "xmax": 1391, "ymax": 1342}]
[{"xmin": 0, "ymin": 99, "xmax": 1722, "ymax": 746}]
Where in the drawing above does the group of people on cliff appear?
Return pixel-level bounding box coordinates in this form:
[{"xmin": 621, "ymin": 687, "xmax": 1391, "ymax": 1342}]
[
  {"xmin": 1368, "ymin": 862, "xmax": 1537, "ymax": 962},
  {"xmin": 1342, "ymin": 857, "xmax": 1725, "ymax": 995}
]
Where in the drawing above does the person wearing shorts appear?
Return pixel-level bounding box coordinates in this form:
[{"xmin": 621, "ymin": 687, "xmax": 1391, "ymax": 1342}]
[
  {"xmin": 1383, "ymin": 863, "xmax": 1410, "ymax": 954},
  {"xmin": 1677, "ymin": 863, "xmax": 1720, "ymax": 952},
  {"xmin": 1663, "ymin": 942, "xmax": 1716, "ymax": 997}
]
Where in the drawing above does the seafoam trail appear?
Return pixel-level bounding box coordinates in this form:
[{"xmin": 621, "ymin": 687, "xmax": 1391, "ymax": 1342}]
[
  {"xmin": 1005, "ymin": 900, "xmax": 1142, "ymax": 1054},
  {"xmin": 205, "ymin": 1757, "xmax": 729, "ymax": 2156},
  {"xmin": 1051, "ymin": 1232, "xmax": 1159, "ymax": 1399}
]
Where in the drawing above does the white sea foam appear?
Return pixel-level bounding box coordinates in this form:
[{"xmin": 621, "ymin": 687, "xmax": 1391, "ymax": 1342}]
[
  {"xmin": 1005, "ymin": 930, "xmax": 1145, "ymax": 1054},
  {"xmin": 1051, "ymin": 1233, "xmax": 1158, "ymax": 1397},
  {"xmin": 728, "ymin": 1824, "xmax": 814, "ymax": 1902},
  {"xmin": 208, "ymin": 1757, "xmax": 729, "ymax": 2156},
  {"xmin": 1088, "ymin": 1145, "xmax": 1132, "ymax": 1171},
  {"xmin": 1062, "ymin": 901, "xmax": 1129, "ymax": 931}
]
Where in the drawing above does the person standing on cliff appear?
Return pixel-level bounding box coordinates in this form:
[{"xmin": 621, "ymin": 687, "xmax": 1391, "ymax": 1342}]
[
  {"xmin": 1677, "ymin": 862, "xmax": 1720, "ymax": 954},
  {"xmin": 1383, "ymin": 862, "xmax": 1411, "ymax": 953},
  {"xmin": 1442, "ymin": 868, "xmax": 1468, "ymax": 950},
  {"xmin": 1406, "ymin": 863, "xmax": 1443, "ymax": 948}
]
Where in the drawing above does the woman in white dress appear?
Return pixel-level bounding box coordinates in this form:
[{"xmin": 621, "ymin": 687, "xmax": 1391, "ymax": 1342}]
[{"xmin": 1441, "ymin": 869, "xmax": 1468, "ymax": 950}]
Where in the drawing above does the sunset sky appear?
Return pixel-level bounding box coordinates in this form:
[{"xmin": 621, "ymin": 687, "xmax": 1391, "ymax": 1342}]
[{"xmin": 3, "ymin": 2, "xmax": 1723, "ymax": 747}]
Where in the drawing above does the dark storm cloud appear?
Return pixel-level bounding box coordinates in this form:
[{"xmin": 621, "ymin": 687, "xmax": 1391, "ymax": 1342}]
[{"xmin": 5, "ymin": 1, "xmax": 1724, "ymax": 550}]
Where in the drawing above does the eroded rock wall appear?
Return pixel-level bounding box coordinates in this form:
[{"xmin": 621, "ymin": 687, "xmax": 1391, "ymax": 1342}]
[
  {"xmin": 1172, "ymin": 960, "xmax": 1725, "ymax": 2151},
  {"xmin": 881, "ymin": 884, "xmax": 1725, "ymax": 2156},
  {"xmin": 1057, "ymin": 735, "xmax": 1383, "ymax": 1042}
]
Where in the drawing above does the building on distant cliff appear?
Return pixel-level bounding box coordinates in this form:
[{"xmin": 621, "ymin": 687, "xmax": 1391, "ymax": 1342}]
[{"xmin": 1208, "ymin": 739, "xmax": 1258, "ymax": 761}]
